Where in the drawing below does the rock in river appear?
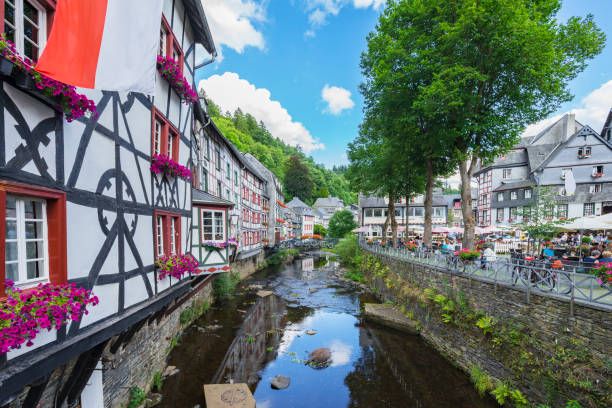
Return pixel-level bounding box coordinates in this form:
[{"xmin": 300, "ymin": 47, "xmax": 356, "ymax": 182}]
[
  {"xmin": 271, "ymin": 375, "xmax": 291, "ymax": 390},
  {"xmin": 305, "ymin": 347, "xmax": 331, "ymax": 369}
]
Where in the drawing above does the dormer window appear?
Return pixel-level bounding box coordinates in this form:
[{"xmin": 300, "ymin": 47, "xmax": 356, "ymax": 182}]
[
  {"xmin": 578, "ymin": 146, "xmax": 591, "ymax": 158},
  {"xmin": 560, "ymin": 168, "xmax": 571, "ymax": 180},
  {"xmin": 592, "ymin": 165, "xmax": 604, "ymax": 178},
  {"xmin": 502, "ymin": 168, "xmax": 512, "ymax": 179},
  {"xmin": 589, "ymin": 184, "xmax": 602, "ymax": 194},
  {"xmin": 524, "ymin": 189, "xmax": 532, "ymax": 199},
  {"xmin": 510, "ymin": 191, "xmax": 517, "ymax": 200},
  {"xmin": 497, "ymin": 193, "xmax": 503, "ymax": 202}
]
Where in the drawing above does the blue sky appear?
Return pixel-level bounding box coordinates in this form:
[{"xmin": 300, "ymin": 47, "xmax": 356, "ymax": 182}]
[{"xmin": 197, "ymin": 0, "xmax": 612, "ymax": 169}]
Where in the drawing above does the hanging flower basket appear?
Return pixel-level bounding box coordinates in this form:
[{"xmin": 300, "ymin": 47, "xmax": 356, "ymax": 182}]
[
  {"xmin": 0, "ymin": 35, "xmax": 97, "ymax": 122},
  {"xmin": 155, "ymin": 254, "xmax": 198, "ymax": 280},
  {"xmin": 276, "ymin": 218, "xmax": 286, "ymax": 224},
  {"xmin": 1, "ymin": 280, "xmax": 99, "ymax": 354},
  {"xmin": 262, "ymin": 206, "xmax": 270, "ymax": 211},
  {"xmin": 157, "ymin": 56, "xmax": 197, "ymax": 104},
  {"xmin": 150, "ymin": 154, "xmax": 191, "ymax": 180}
]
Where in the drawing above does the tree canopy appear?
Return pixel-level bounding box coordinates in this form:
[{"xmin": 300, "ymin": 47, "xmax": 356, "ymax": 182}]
[
  {"xmin": 352, "ymin": 0, "xmax": 605, "ymax": 248},
  {"xmin": 327, "ymin": 210, "xmax": 358, "ymax": 238},
  {"xmin": 284, "ymin": 156, "xmax": 314, "ymax": 203}
]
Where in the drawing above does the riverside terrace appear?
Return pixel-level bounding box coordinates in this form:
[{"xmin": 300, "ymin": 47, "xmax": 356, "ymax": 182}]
[{"xmin": 361, "ymin": 242, "xmax": 612, "ymax": 310}]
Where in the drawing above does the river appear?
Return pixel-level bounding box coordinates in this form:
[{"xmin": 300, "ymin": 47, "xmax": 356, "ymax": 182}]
[{"xmin": 159, "ymin": 252, "xmax": 498, "ymax": 408}]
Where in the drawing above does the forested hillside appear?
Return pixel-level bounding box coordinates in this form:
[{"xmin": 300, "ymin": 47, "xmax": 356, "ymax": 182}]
[{"xmin": 207, "ymin": 100, "xmax": 356, "ymax": 205}]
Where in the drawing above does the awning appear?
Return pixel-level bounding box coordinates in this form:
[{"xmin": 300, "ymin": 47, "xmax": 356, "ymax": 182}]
[{"xmin": 353, "ymin": 226, "xmax": 371, "ymax": 233}]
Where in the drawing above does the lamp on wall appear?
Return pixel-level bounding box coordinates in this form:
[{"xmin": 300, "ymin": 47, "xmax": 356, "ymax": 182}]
[{"xmin": 230, "ymin": 214, "xmax": 239, "ymax": 226}]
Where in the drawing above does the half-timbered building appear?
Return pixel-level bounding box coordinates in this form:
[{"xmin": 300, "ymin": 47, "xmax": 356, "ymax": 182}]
[{"xmin": 0, "ymin": 0, "xmax": 217, "ymax": 406}]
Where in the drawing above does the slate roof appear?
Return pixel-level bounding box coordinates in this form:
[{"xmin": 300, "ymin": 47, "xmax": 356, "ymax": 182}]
[
  {"xmin": 286, "ymin": 197, "xmax": 310, "ymax": 209},
  {"xmin": 526, "ymin": 144, "xmax": 555, "ymax": 171},
  {"xmin": 192, "ymin": 189, "xmax": 235, "ymax": 206},
  {"xmin": 184, "ymin": 0, "xmax": 216, "ymax": 55},
  {"xmin": 314, "ymin": 196, "xmax": 344, "ymax": 208},
  {"xmin": 492, "ymin": 180, "xmax": 535, "ymax": 192}
]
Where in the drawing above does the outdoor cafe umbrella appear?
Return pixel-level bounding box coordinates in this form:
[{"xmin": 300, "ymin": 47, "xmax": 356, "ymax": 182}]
[
  {"xmin": 432, "ymin": 226, "xmax": 450, "ymax": 234},
  {"xmin": 559, "ymin": 216, "xmax": 609, "ymax": 231}
]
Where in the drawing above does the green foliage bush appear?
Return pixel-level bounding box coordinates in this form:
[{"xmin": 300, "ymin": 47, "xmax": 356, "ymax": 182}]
[
  {"xmin": 327, "ymin": 211, "xmax": 357, "ymax": 238},
  {"xmin": 127, "ymin": 387, "xmax": 146, "ymax": 408},
  {"xmin": 213, "ymin": 272, "xmax": 241, "ymax": 300},
  {"xmin": 179, "ymin": 300, "xmax": 209, "ymax": 325},
  {"xmin": 470, "ymin": 366, "xmax": 494, "ymax": 397}
]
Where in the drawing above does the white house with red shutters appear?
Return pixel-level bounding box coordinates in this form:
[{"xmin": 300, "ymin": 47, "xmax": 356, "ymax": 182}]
[{"xmin": 0, "ymin": 0, "xmax": 220, "ymax": 406}]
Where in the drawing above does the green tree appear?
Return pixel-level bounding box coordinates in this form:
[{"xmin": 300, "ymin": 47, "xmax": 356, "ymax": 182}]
[
  {"xmin": 313, "ymin": 224, "xmax": 327, "ymax": 237},
  {"xmin": 315, "ymin": 186, "xmax": 330, "ymax": 199},
  {"xmin": 327, "ymin": 210, "xmax": 358, "ymax": 238},
  {"xmin": 515, "ymin": 187, "xmax": 573, "ymax": 253},
  {"xmin": 375, "ymin": 0, "xmax": 605, "ymax": 249},
  {"xmin": 284, "ymin": 156, "xmax": 314, "ymax": 203}
]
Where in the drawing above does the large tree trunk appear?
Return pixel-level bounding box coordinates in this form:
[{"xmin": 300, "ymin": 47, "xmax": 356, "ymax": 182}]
[
  {"xmin": 389, "ymin": 196, "xmax": 398, "ymax": 248},
  {"xmin": 424, "ymin": 158, "xmax": 434, "ymax": 248},
  {"xmin": 381, "ymin": 205, "xmax": 390, "ymax": 243},
  {"xmin": 459, "ymin": 159, "xmax": 476, "ymax": 249}
]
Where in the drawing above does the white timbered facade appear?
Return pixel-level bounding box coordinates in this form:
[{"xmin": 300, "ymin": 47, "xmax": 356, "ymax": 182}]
[{"xmin": 0, "ymin": 0, "xmax": 217, "ymax": 405}]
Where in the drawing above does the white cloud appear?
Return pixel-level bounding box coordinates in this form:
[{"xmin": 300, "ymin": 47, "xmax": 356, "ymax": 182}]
[
  {"xmin": 523, "ymin": 80, "xmax": 612, "ymax": 136},
  {"xmin": 302, "ymin": 0, "xmax": 385, "ymax": 36},
  {"xmin": 322, "ymin": 84, "xmax": 355, "ymax": 114},
  {"xmin": 201, "ymin": 0, "xmax": 267, "ymax": 59},
  {"xmin": 199, "ymin": 72, "xmax": 325, "ymax": 152}
]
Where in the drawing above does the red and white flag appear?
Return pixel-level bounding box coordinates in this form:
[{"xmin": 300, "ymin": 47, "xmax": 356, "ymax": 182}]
[{"xmin": 36, "ymin": 0, "xmax": 163, "ymax": 94}]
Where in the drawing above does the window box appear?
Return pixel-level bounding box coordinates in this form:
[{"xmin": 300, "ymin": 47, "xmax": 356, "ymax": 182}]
[
  {"xmin": 592, "ymin": 173, "xmax": 603, "ymax": 178},
  {"xmin": 577, "ymin": 153, "xmax": 590, "ymax": 159},
  {"xmin": 0, "ymin": 39, "xmax": 97, "ymax": 122},
  {"xmin": 157, "ymin": 56, "xmax": 197, "ymax": 104},
  {"xmin": 150, "ymin": 154, "xmax": 191, "ymax": 180},
  {"xmin": 155, "ymin": 254, "xmax": 197, "ymax": 280},
  {"xmin": 276, "ymin": 218, "xmax": 286, "ymax": 224},
  {"xmin": 1, "ymin": 280, "xmax": 98, "ymax": 354}
]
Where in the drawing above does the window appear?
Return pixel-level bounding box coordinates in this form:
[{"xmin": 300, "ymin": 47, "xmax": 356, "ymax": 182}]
[
  {"xmin": 201, "ymin": 169, "xmax": 208, "ymax": 192},
  {"xmin": 226, "ymin": 189, "xmax": 230, "ymax": 200},
  {"xmin": 4, "ymin": 0, "xmax": 47, "ymax": 62},
  {"xmin": 433, "ymin": 207, "xmax": 445, "ymax": 218},
  {"xmin": 5, "ymin": 197, "xmax": 47, "ymax": 285},
  {"xmin": 234, "ymin": 170, "xmax": 238, "ymax": 185},
  {"xmin": 159, "ymin": 15, "xmax": 183, "ymax": 70},
  {"xmin": 556, "ymin": 204, "xmax": 568, "ymax": 218},
  {"xmin": 1, "ymin": 184, "xmax": 66, "ymax": 295},
  {"xmin": 365, "ymin": 209, "xmax": 373, "ymax": 217},
  {"xmin": 151, "ymin": 109, "xmax": 179, "ymax": 161},
  {"xmin": 154, "ymin": 212, "xmax": 181, "ymax": 257},
  {"xmin": 578, "ymin": 146, "xmax": 591, "ymax": 157},
  {"xmin": 509, "ymin": 207, "xmax": 517, "ymax": 220},
  {"xmin": 583, "ymin": 203, "xmax": 595, "ymax": 216},
  {"xmin": 592, "ymin": 165, "xmax": 604, "ymax": 177},
  {"xmin": 204, "ymin": 136, "xmax": 210, "ymax": 159},
  {"xmin": 201, "ymin": 210, "xmax": 225, "ymax": 242},
  {"xmin": 226, "ymin": 163, "xmax": 231, "ymax": 180},
  {"xmin": 497, "ymin": 193, "xmax": 504, "ymax": 202},
  {"xmin": 153, "ymin": 120, "xmax": 162, "ymax": 155},
  {"xmin": 414, "ymin": 208, "xmax": 424, "ymax": 217},
  {"xmin": 217, "ymin": 181, "xmax": 222, "ymax": 198},
  {"xmin": 502, "ymin": 168, "xmax": 512, "ymax": 179},
  {"xmin": 510, "ymin": 191, "xmax": 517, "ymax": 200},
  {"xmin": 561, "ymin": 168, "xmax": 571, "ymax": 179},
  {"xmin": 524, "ymin": 189, "xmax": 532, "ymax": 199},
  {"xmin": 496, "ymin": 208, "xmax": 504, "ymax": 222},
  {"xmin": 394, "ymin": 209, "xmax": 401, "ymax": 217},
  {"xmin": 373, "ymin": 209, "xmax": 382, "ymax": 217},
  {"xmin": 215, "ymin": 149, "xmax": 221, "ymax": 170},
  {"xmin": 480, "ymin": 194, "xmax": 488, "ymax": 206},
  {"xmin": 589, "ymin": 184, "xmax": 602, "ymax": 194}
]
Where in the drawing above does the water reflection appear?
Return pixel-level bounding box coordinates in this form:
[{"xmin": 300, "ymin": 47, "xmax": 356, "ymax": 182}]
[
  {"xmin": 160, "ymin": 253, "xmax": 497, "ymax": 408},
  {"xmin": 212, "ymin": 295, "xmax": 286, "ymax": 385}
]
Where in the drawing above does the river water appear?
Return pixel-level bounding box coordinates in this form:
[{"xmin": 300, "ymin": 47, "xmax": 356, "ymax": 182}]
[{"xmin": 159, "ymin": 253, "xmax": 497, "ymax": 408}]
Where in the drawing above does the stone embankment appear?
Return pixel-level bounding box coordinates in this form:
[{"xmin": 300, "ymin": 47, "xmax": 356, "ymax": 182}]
[{"xmin": 354, "ymin": 249, "xmax": 611, "ymax": 408}]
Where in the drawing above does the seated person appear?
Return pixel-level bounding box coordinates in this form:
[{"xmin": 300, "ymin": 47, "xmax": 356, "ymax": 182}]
[
  {"xmin": 541, "ymin": 245, "xmax": 555, "ymax": 259},
  {"xmin": 584, "ymin": 250, "xmax": 601, "ymax": 263},
  {"xmin": 598, "ymin": 251, "xmax": 612, "ymax": 263},
  {"xmin": 481, "ymin": 245, "xmax": 496, "ymax": 268}
]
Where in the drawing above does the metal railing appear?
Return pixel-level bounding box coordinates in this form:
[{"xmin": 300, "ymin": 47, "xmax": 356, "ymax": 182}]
[{"xmin": 360, "ymin": 241, "xmax": 611, "ymax": 311}]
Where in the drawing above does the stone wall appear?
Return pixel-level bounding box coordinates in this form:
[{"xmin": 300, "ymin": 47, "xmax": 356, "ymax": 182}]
[
  {"xmin": 361, "ymin": 250, "xmax": 611, "ymax": 407},
  {"xmin": 232, "ymin": 251, "xmax": 266, "ymax": 280}
]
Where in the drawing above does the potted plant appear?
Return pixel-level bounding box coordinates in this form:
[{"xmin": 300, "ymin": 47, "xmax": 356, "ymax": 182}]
[
  {"xmin": 457, "ymin": 248, "xmax": 481, "ymax": 263},
  {"xmin": 590, "ymin": 263, "xmax": 611, "ymax": 288},
  {"xmin": 155, "ymin": 254, "xmax": 198, "ymax": 280}
]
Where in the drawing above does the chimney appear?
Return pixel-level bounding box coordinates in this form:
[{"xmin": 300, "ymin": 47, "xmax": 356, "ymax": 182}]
[{"xmin": 565, "ymin": 113, "xmax": 576, "ymax": 141}]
